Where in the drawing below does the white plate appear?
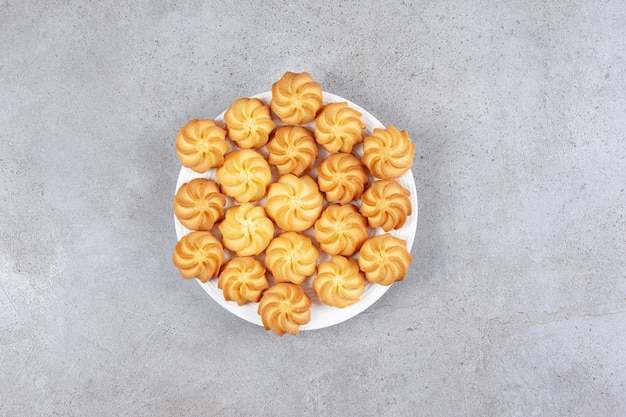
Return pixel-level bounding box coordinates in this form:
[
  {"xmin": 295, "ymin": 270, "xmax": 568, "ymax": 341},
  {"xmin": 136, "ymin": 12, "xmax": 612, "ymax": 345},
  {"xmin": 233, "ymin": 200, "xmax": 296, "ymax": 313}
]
[{"xmin": 174, "ymin": 91, "xmax": 418, "ymax": 330}]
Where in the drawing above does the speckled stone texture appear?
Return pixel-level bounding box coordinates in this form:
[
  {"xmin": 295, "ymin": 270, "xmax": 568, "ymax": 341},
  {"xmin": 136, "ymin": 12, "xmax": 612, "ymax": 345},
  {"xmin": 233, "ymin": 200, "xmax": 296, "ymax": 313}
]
[{"xmin": 1, "ymin": 1, "xmax": 625, "ymax": 416}]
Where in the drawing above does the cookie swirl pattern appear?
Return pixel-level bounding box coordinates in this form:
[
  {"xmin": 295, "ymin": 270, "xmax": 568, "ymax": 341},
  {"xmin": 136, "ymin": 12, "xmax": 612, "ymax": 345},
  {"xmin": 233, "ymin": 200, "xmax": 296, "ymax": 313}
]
[
  {"xmin": 313, "ymin": 256, "xmax": 366, "ymax": 308},
  {"xmin": 173, "ymin": 178, "xmax": 225, "ymax": 231},
  {"xmin": 314, "ymin": 102, "xmax": 364, "ymax": 153},
  {"xmin": 359, "ymin": 180, "xmax": 412, "ymax": 232},
  {"xmin": 265, "ymin": 174, "xmax": 323, "ymax": 232},
  {"xmin": 313, "ymin": 204, "xmax": 368, "ymax": 257},
  {"xmin": 270, "ymin": 71, "xmax": 323, "ymax": 124},
  {"xmin": 257, "ymin": 283, "xmax": 312, "ymax": 336},
  {"xmin": 317, "ymin": 153, "xmax": 368, "ymax": 205},
  {"xmin": 224, "ymin": 97, "xmax": 275, "ymax": 149},
  {"xmin": 175, "ymin": 119, "xmax": 229, "ymax": 173},
  {"xmin": 362, "ymin": 125, "xmax": 415, "ymax": 180},
  {"xmin": 218, "ymin": 257, "xmax": 269, "ymax": 306},
  {"xmin": 172, "ymin": 231, "xmax": 225, "ymax": 283},
  {"xmin": 216, "ymin": 149, "xmax": 271, "ymax": 203},
  {"xmin": 358, "ymin": 234, "xmax": 412, "ymax": 286}
]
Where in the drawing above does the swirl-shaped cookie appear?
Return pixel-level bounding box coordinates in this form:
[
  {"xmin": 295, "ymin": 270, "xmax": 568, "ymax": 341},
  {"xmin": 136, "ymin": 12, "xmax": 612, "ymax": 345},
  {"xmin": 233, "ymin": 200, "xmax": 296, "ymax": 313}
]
[
  {"xmin": 257, "ymin": 283, "xmax": 311, "ymax": 336},
  {"xmin": 218, "ymin": 203, "xmax": 274, "ymax": 257},
  {"xmin": 173, "ymin": 178, "xmax": 226, "ymax": 231},
  {"xmin": 359, "ymin": 180, "xmax": 412, "ymax": 232},
  {"xmin": 265, "ymin": 232, "xmax": 319, "ymax": 285},
  {"xmin": 270, "ymin": 71, "xmax": 323, "ymax": 124},
  {"xmin": 218, "ymin": 257, "xmax": 269, "ymax": 305},
  {"xmin": 216, "ymin": 149, "xmax": 271, "ymax": 203},
  {"xmin": 317, "ymin": 153, "xmax": 368, "ymax": 204},
  {"xmin": 265, "ymin": 174, "xmax": 323, "ymax": 232},
  {"xmin": 224, "ymin": 97, "xmax": 275, "ymax": 149},
  {"xmin": 358, "ymin": 234, "xmax": 412, "ymax": 286},
  {"xmin": 172, "ymin": 231, "xmax": 225, "ymax": 283},
  {"xmin": 175, "ymin": 119, "xmax": 230, "ymax": 173},
  {"xmin": 313, "ymin": 256, "xmax": 366, "ymax": 308},
  {"xmin": 313, "ymin": 204, "xmax": 368, "ymax": 257},
  {"xmin": 266, "ymin": 126, "xmax": 318, "ymax": 176},
  {"xmin": 362, "ymin": 125, "xmax": 415, "ymax": 180},
  {"xmin": 314, "ymin": 102, "xmax": 364, "ymax": 153}
]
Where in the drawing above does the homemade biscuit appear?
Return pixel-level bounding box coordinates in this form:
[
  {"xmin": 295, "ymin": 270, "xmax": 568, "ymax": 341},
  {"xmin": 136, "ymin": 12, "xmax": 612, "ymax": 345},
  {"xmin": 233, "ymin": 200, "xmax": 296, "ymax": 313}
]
[
  {"xmin": 314, "ymin": 102, "xmax": 364, "ymax": 153},
  {"xmin": 175, "ymin": 119, "xmax": 229, "ymax": 173},
  {"xmin": 172, "ymin": 231, "xmax": 225, "ymax": 283},
  {"xmin": 313, "ymin": 255, "xmax": 366, "ymax": 308},
  {"xmin": 218, "ymin": 203, "xmax": 274, "ymax": 257},
  {"xmin": 266, "ymin": 125, "xmax": 318, "ymax": 176},
  {"xmin": 362, "ymin": 125, "xmax": 415, "ymax": 180},
  {"xmin": 173, "ymin": 178, "xmax": 226, "ymax": 231},
  {"xmin": 265, "ymin": 232, "xmax": 319, "ymax": 285},
  {"xmin": 257, "ymin": 282, "xmax": 312, "ymax": 336},
  {"xmin": 359, "ymin": 180, "xmax": 412, "ymax": 232},
  {"xmin": 358, "ymin": 234, "xmax": 412, "ymax": 286},
  {"xmin": 270, "ymin": 71, "xmax": 323, "ymax": 124},
  {"xmin": 216, "ymin": 149, "xmax": 271, "ymax": 203},
  {"xmin": 313, "ymin": 204, "xmax": 368, "ymax": 257},
  {"xmin": 265, "ymin": 174, "xmax": 323, "ymax": 232},
  {"xmin": 317, "ymin": 153, "xmax": 368, "ymax": 204},
  {"xmin": 218, "ymin": 257, "xmax": 269, "ymax": 305},
  {"xmin": 224, "ymin": 97, "xmax": 275, "ymax": 149}
]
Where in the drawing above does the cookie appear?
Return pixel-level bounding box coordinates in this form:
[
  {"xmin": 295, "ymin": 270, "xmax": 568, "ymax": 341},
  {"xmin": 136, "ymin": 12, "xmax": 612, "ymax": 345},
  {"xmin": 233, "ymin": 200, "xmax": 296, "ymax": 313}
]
[
  {"xmin": 172, "ymin": 231, "xmax": 225, "ymax": 283},
  {"xmin": 270, "ymin": 71, "xmax": 323, "ymax": 124},
  {"xmin": 173, "ymin": 178, "xmax": 226, "ymax": 231},
  {"xmin": 224, "ymin": 97, "xmax": 275, "ymax": 149},
  {"xmin": 266, "ymin": 125, "xmax": 318, "ymax": 176},
  {"xmin": 265, "ymin": 174, "xmax": 323, "ymax": 232},
  {"xmin": 313, "ymin": 255, "xmax": 366, "ymax": 308},
  {"xmin": 265, "ymin": 232, "xmax": 319, "ymax": 285},
  {"xmin": 358, "ymin": 234, "xmax": 412, "ymax": 286},
  {"xmin": 216, "ymin": 149, "xmax": 271, "ymax": 203},
  {"xmin": 362, "ymin": 125, "xmax": 415, "ymax": 180},
  {"xmin": 257, "ymin": 282, "xmax": 311, "ymax": 336},
  {"xmin": 317, "ymin": 153, "xmax": 368, "ymax": 204},
  {"xmin": 314, "ymin": 102, "xmax": 364, "ymax": 153},
  {"xmin": 218, "ymin": 257, "xmax": 269, "ymax": 305},
  {"xmin": 218, "ymin": 203, "xmax": 274, "ymax": 257},
  {"xmin": 175, "ymin": 119, "xmax": 229, "ymax": 173},
  {"xmin": 313, "ymin": 204, "xmax": 368, "ymax": 257},
  {"xmin": 359, "ymin": 180, "xmax": 412, "ymax": 232}
]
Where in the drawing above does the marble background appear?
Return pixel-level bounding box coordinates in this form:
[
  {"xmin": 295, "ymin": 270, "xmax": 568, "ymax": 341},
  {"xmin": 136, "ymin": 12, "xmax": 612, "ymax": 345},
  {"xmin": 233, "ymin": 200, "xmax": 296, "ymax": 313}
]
[{"xmin": 1, "ymin": 1, "xmax": 625, "ymax": 416}]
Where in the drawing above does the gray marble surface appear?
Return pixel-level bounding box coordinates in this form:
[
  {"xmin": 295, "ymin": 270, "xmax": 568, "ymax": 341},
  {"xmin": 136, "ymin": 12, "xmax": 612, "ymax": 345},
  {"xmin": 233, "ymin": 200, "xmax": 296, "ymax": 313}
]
[{"xmin": 1, "ymin": 1, "xmax": 625, "ymax": 416}]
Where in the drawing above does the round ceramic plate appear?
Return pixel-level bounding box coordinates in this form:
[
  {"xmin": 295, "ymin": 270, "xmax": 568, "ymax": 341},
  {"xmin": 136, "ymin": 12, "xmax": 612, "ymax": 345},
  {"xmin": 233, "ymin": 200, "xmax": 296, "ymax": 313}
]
[{"xmin": 174, "ymin": 91, "xmax": 418, "ymax": 330}]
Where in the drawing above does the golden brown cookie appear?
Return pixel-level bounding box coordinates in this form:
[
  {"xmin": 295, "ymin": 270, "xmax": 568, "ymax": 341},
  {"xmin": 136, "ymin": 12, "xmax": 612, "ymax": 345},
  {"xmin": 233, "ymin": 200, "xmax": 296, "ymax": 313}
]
[
  {"xmin": 175, "ymin": 119, "xmax": 230, "ymax": 173},
  {"xmin": 224, "ymin": 97, "xmax": 275, "ymax": 149},
  {"xmin": 216, "ymin": 149, "xmax": 271, "ymax": 203},
  {"xmin": 172, "ymin": 231, "xmax": 225, "ymax": 283},
  {"xmin": 265, "ymin": 232, "xmax": 319, "ymax": 285},
  {"xmin": 176, "ymin": 119, "xmax": 230, "ymax": 173},
  {"xmin": 358, "ymin": 234, "xmax": 412, "ymax": 286},
  {"xmin": 257, "ymin": 282, "xmax": 311, "ymax": 336},
  {"xmin": 313, "ymin": 255, "xmax": 366, "ymax": 308},
  {"xmin": 270, "ymin": 71, "xmax": 323, "ymax": 124},
  {"xmin": 173, "ymin": 178, "xmax": 226, "ymax": 231},
  {"xmin": 314, "ymin": 102, "xmax": 364, "ymax": 153},
  {"xmin": 265, "ymin": 174, "xmax": 323, "ymax": 232},
  {"xmin": 359, "ymin": 180, "xmax": 412, "ymax": 232},
  {"xmin": 362, "ymin": 125, "xmax": 415, "ymax": 180},
  {"xmin": 218, "ymin": 257, "xmax": 269, "ymax": 305},
  {"xmin": 317, "ymin": 153, "xmax": 368, "ymax": 204},
  {"xmin": 218, "ymin": 203, "xmax": 274, "ymax": 257},
  {"xmin": 314, "ymin": 203, "xmax": 368, "ymax": 256},
  {"xmin": 266, "ymin": 125, "xmax": 318, "ymax": 176}
]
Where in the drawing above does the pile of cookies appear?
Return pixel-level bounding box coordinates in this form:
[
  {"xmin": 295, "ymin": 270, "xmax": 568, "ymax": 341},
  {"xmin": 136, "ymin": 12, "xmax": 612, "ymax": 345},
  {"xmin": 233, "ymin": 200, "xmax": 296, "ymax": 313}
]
[{"xmin": 172, "ymin": 71, "xmax": 415, "ymax": 336}]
